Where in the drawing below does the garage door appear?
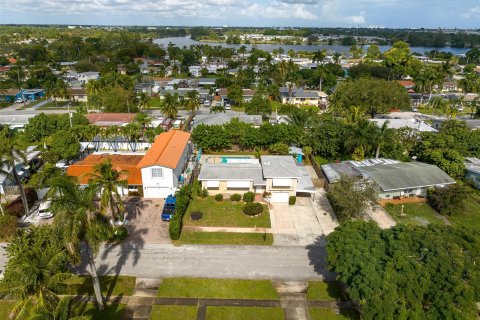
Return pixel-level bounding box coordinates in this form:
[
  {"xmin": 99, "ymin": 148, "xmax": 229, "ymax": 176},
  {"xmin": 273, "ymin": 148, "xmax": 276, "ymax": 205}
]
[
  {"xmin": 271, "ymin": 192, "xmax": 290, "ymax": 203},
  {"xmin": 145, "ymin": 187, "xmax": 171, "ymax": 199},
  {"xmin": 227, "ymin": 181, "xmax": 250, "ymax": 189}
]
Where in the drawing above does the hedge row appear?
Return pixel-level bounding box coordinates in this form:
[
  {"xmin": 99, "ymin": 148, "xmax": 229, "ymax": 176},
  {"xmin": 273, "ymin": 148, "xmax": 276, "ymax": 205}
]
[{"xmin": 169, "ymin": 185, "xmax": 193, "ymax": 240}]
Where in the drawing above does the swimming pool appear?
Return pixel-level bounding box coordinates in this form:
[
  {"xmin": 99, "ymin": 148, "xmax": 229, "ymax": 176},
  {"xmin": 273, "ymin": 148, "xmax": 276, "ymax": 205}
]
[{"xmin": 205, "ymin": 156, "xmax": 256, "ymax": 164}]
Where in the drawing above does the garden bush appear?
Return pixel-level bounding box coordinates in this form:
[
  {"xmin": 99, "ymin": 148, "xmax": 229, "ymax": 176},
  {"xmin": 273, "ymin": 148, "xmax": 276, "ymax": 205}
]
[
  {"xmin": 0, "ymin": 214, "xmax": 17, "ymax": 241},
  {"xmin": 215, "ymin": 194, "xmax": 223, "ymax": 202},
  {"xmin": 110, "ymin": 226, "xmax": 129, "ymax": 242},
  {"xmin": 243, "ymin": 191, "xmax": 254, "ymax": 203},
  {"xmin": 169, "ymin": 214, "xmax": 182, "ymax": 240},
  {"xmin": 169, "ymin": 185, "xmax": 193, "ymax": 240},
  {"xmin": 6, "ymin": 188, "xmax": 38, "ymax": 217},
  {"xmin": 427, "ymin": 184, "xmax": 470, "ymax": 216},
  {"xmin": 230, "ymin": 193, "xmax": 241, "ymax": 202},
  {"xmin": 242, "ymin": 202, "xmax": 264, "ymax": 216},
  {"xmin": 289, "ymin": 196, "xmax": 296, "ymax": 205},
  {"xmin": 197, "ymin": 186, "xmax": 209, "ymax": 198}
]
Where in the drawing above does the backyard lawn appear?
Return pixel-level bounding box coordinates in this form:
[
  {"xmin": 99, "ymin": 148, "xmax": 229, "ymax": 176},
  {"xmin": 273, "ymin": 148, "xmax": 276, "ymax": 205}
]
[
  {"xmin": 156, "ymin": 278, "xmax": 279, "ymax": 300},
  {"xmin": 447, "ymin": 191, "xmax": 480, "ymax": 231},
  {"xmin": 0, "ymin": 300, "xmax": 15, "ymax": 319},
  {"xmin": 206, "ymin": 306, "xmax": 284, "ymax": 320},
  {"xmin": 174, "ymin": 231, "xmax": 273, "ymax": 245},
  {"xmin": 184, "ymin": 196, "xmax": 270, "ymax": 228},
  {"xmin": 309, "ymin": 307, "xmax": 358, "ymax": 320},
  {"xmin": 60, "ymin": 275, "xmax": 136, "ymax": 297},
  {"xmin": 306, "ymin": 281, "xmax": 346, "ymax": 301},
  {"xmin": 384, "ymin": 203, "xmax": 444, "ymax": 226},
  {"xmin": 150, "ymin": 305, "xmax": 197, "ymax": 320}
]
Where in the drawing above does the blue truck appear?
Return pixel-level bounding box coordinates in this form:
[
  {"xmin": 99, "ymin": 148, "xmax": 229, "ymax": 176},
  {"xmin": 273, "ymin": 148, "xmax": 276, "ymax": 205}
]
[{"xmin": 161, "ymin": 195, "xmax": 177, "ymax": 221}]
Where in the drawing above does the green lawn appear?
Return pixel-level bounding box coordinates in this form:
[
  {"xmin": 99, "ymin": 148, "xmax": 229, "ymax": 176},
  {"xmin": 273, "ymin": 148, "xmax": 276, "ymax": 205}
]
[
  {"xmin": 17, "ymin": 98, "xmax": 46, "ymax": 109},
  {"xmin": 309, "ymin": 307, "xmax": 358, "ymax": 320},
  {"xmin": 150, "ymin": 305, "xmax": 198, "ymax": 320},
  {"xmin": 384, "ymin": 203, "xmax": 444, "ymax": 226},
  {"xmin": 60, "ymin": 275, "xmax": 136, "ymax": 297},
  {"xmin": 156, "ymin": 278, "xmax": 279, "ymax": 300},
  {"xmin": 184, "ymin": 196, "xmax": 270, "ymax": 228},
  {"xmin": 0, "ymin": 300, "xmax": 16, "ymax": 319},
  {"xmin": 83, "ymin": 303, "xmax": 127, "ymax": 320},
  {"xmin": 174, "ymin": 231, "xmax": 273, "ymax": 245},
  {"xmin": 206, "ymin": 306, "xmax": 284, "ymax": 320},
  {"xmin": 307, "ymin": 281, "xmax": 346, "ymax": 301},
  {"xmin": 149, "ymin": 97, "xmax": 163, "ymax": 109},
  {"xmin": 0, "ymin": 101, "xmax": 12, "ymax": 108},
  {"xmin": 447, "ymin": 192, "xmax": 480, "ymax": 231}
]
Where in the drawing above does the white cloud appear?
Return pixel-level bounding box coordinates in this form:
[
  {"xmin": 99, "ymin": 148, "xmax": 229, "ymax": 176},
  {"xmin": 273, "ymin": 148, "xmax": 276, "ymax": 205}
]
[
  {"xmin": 240, "ymin": 2, "xmax": 317, "ymax": 20},
  {"xmin": 462, "ymin": 6, "xmax": 480, "ymax": 18}
]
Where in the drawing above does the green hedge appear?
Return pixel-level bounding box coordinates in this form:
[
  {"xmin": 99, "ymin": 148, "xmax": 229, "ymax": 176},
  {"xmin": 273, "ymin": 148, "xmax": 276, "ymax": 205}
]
[
  {"xmin": 169, "ymin": 185, "xmax": 193, "ymax": 240},
  {"xmin": 215, "ymin": 194, "xmax": 223, "ymax": 202},
  {"xmin": 243, "ymin": 192, "xmax": 254, "ymax": 203},
  {"xmin": 289, "ymin": 196, "xmax": 296, "ymax": 205},
  {"xmin": 230, "ymin": 193, "xmax": 241, "ymax": 202}
]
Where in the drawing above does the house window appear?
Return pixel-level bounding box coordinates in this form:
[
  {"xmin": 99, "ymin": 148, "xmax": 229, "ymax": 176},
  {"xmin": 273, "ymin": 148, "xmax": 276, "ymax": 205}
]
[{"xmin": 151, "ymin": 168, "xmax": 163, "ymax": 179}]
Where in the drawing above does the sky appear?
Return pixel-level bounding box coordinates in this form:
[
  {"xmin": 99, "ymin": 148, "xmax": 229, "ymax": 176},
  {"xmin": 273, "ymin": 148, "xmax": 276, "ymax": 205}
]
[{"xmin": 0, "ymin": 0, "xmax": 479, "ymax": 29}]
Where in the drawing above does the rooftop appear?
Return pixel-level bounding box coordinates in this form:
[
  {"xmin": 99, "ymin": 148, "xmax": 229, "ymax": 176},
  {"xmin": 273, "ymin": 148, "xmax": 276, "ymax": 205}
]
[
  {"xmin": 192, "ymin": 114, "xmax": 263, "ymax": 128},
  {"xmin": 198, "ymin": 162, "xmax": 265, "ymax": 185},
  {"xmin": 261, "ymin": 155, "xmax": 299, "ymax": 178},
  {"xmin": 86, "ymin": 113, "xmax": 137, "ymax": 126},
  {"xmin": 321, "ymin": 158, "xmax": 400, "ymax": 183},
  {"xmin": 137, "ymin": 130, "xmax": 191, "ymax": 169},
  {"xmin": 369, "ymin": 119, "xmax": 437, "ymax": 132},
  {"xmin": 465, "ymin": 157, "xmax": 480, "ymax": 175}
]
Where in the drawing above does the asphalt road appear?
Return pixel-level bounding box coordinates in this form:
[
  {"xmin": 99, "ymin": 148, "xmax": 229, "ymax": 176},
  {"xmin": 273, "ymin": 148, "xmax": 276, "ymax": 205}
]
[{"xmin": 0, "ymin": 242, "xmax": 333, "ymax": 281}]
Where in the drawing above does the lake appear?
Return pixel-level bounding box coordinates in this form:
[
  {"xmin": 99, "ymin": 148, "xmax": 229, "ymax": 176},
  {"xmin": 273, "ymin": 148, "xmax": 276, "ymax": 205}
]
[{"xmin": 154, "ymin": 37, "xmax": 470, "ymax": 55}]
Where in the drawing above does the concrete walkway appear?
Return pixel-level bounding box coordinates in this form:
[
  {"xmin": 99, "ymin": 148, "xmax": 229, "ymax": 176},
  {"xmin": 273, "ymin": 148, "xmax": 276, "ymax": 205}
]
[
  {"xmin": 311, "ymin": 189, "xmax": 339, "ymax": 236},
  {"xmin": 183, "ymin": 226, "xmax": 273, "ymax": 233},
  {"xmin": 366, "ymin": 205, "xmax": 397, "ymax": 229}
]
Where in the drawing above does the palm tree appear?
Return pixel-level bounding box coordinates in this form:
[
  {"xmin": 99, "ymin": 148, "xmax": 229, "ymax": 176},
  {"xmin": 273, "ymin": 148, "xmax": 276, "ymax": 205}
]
[
  {"xmin": 374, "ymin": 121, "xmax": 392, "ymax": 159},
  {"xmin": 459, "ymin": 72, "xmax": 480, "ymax": 94},
  {"xmin": 468, "ymin": 97, "xmax": 479, "ymax": 119},
  {"xmin": 333, "ymin": 52, "xmax": 342, "ymax": 65},
  {"xmin": 160, "ymin": 92, "xmax": 179, "ymax": 119},
  {"xmin": 429, "ymin": 96, "xmax": 447, "ymax": 118},
  {"xmin": 49, "ymin": 176, "xmax": 109, "ymax": 311},
  {"xmin": 121, "ymin": 122, "xmax": 141, "ymax": 152},
  {"xmin": 28, "ymin": 297, "xmax": 89, "ymax": 320},
  {"xmin": 184, "ymin": 90, "xmax": 200, "ymax": 116},
  {"xmin": 0, "ymin": 127, "xmax": 30, "ymax": 216},
  {"xmin": 345, "ymin": 120, "xmax": 377, "ymax": 160},
  {"xmin": 134, "ymin": 112, "xmax": 152, "ymax": 130},
  {"xmin": 88, "ymin": 159, "xmax": 128, "ymax": 223},
  {"xmin": 137, "ymin": 92, "xmax": 151, "ymax": 110}
]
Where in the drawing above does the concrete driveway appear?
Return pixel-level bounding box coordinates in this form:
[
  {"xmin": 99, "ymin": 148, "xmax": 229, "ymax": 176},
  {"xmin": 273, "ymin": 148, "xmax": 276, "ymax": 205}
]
[{"xmin": 124, "ymin": 197, "xmax": 170, "ymax": 244}]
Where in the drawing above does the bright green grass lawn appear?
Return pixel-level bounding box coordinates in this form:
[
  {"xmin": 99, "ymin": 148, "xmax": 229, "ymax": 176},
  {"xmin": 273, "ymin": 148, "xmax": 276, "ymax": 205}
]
[
  {"xmin": 150, "ymin": 305, "xmax": 198, "ymax": 320},
  {"xmin": 306, "ymin": 281, "xmax": 345, "ymax": 301},
  {"xmin": 384, "ymin": 203, "xmax": 444, "ymax": 226},
  {"xmin": 60, "ymin": 275, "xmax": 136, "ymax": 297},
  {"xmin": 174, "ymin": 231, "xmax": 273, "ymax": 246},
  {"xmin": 156, "ymin": 278, "xmax": 279, "ymax": 300},
  {"xmin": 447, "ymin": 192, "xmax": 480, "ymax": 231},
  {"xmin": 0, "ymin": 300, "xmax": 16, "ymax": 319},
  {"xmin": 149, "ymin": 97, "xmax": 163, "ymax": 109},
  {"xmin": 309, "ymin": 307, "xmax": 358, "ymax": 320},
  {"xmin": 184, "ymin": 196, "xmax": 270, "ymax": 228},
  {"xmin": 206, "ymin": 306, "xmax": 284, "ymax": 320},
  {"xmin": 83, "ymin": 303, "xmax": 127, "ymax": 320}
]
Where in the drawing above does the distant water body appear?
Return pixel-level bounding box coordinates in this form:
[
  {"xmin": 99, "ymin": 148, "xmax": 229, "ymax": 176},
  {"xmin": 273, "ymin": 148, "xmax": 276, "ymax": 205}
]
[{"xmin": 154, "ymin": 37, "xmax": 470, "ymax": 55}]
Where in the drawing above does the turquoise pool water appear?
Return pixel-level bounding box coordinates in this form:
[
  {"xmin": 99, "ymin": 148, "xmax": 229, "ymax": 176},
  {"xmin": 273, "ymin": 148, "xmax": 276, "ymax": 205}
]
[{"xmin": 221, "ymin": 156, "xmax": 251, "ymax": 163}]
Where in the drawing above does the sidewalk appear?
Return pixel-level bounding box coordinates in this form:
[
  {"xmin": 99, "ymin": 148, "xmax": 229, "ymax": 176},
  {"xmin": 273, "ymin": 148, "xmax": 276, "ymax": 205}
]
[
  {"xmin": 311, "ymin": 189, "xmax": 339, "ymax": 235},
  {"xmin": 182, "ymin": 226, "xmax": 274, "ymax": 233}
]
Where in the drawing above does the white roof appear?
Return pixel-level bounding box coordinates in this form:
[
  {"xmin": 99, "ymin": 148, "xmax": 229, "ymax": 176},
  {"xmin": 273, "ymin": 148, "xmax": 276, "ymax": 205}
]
[{"xmin": 369, "ymin": 119, "xmax": 438, "ymax": 132}]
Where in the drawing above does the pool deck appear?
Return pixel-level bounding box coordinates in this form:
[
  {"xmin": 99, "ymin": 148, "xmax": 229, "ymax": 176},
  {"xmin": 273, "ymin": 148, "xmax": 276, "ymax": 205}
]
[{"xmin": 201, "ymin": 154, "xmax": 255, "ymax": 164}]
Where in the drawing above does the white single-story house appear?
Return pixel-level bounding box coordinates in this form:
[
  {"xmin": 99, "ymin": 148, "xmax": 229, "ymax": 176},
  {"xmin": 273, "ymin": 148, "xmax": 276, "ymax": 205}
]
[{"xmin": 280, "ymin": 87, "xmax": 327, "ymax": 106}]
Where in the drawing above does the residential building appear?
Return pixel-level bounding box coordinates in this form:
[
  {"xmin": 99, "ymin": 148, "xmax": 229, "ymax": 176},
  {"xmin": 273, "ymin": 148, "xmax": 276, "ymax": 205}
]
[
  {"xmin": 192, "ymin": 114, "xmax": 263, "ymax": 128},
  {"xmin": 369, "ymin": 119, "xmax": 437, "ymax": 132},
  {"xmin": 198, "ymin": 155, "xmax": 315, "ymax": 203},
  {"xmin": 189, "ymin": 66, "xmax": 202, "ymax": 77},
  {"xmin": 67, "ymin": 130, "xmax": 192, "ymax": 198},
  {"xmin": 465, "ymin": 157, "xmax": 480, "ymax": 189},
  {"xmin": 0, "ymin": 146, "xmax": 42, "ymax": 195},
  {"xmin": 216, "ymin": 88, "xmax": 255, "ymax": 105},
  {"xmin": 279, "ymin": 87, "xmax": 327, "ymax": 106},
  {"xmin": 322, "ymin": 159, "xmax": 456, "ymax": 199},
  {"xmin": 64, "ymin": 71, "xmax": 99, "ymax": 84},
  {"xmin": 85, "ymin": 113, "xmax": 137, "ymax": 127},
  {"xmin": 0, "ymin": 89, "xmax": 45, "ymax": 102},
  {"xmin": 134, "ymin": 82, "xmax": 153, "ymax": 95},
  {"xmin": 397, "ymin": 80, "xmax": 416, "ymax": 93},
  {"xmin": 432, "ymin": 119, "xmax": 480, "ymax": 131}
]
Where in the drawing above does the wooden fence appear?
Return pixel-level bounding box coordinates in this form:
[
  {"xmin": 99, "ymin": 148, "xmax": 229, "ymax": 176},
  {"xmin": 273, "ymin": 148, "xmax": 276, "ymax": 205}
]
[{"xmin": 308, "ymin": 155, "xmax": 326, "ymax": 188}]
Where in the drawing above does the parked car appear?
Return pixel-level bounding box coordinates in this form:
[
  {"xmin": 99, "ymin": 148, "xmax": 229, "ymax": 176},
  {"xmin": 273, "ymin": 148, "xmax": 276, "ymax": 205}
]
[
  {"xmin": 204, "ymin": 100, "xmax": 211, "ymax": 107},
  {"xmin": 37, "ymin": 200, "xmax": 53, "ymax": 219},
  {"xmin": 225, "ymin": 102, "xmax": 231, "ymax": 110},
  {"xmin": 161, "ymin": 195, "xmax": 176, "ymax": 221},
  {"xmin": 15, "ymin": 97, "xmax": 25, "ymax": 103}
]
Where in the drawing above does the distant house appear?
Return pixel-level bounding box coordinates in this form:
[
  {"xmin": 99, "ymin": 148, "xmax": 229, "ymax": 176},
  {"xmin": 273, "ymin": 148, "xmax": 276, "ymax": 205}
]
[
  {"xmin": 465, "ymin": 157, "xmax": 480, "ymax": 189},
  {"xmin": 189, "ymin": 66, "xmax": 202, "ymax": 77},
  {"xmin": 322, "ymin": 159, "xmax": 456, "ymax": 199},
  {"xmin": 216, "ymin": 88, "xmax": 255, "ymax": 105},
  {"xmin": 197, "ymin": 78, "xmax": 216, "ymax": 87},
  {"xmin": 68, "ymin": 130, "xmax": 192, "ymax": 198},
  {"xmin": 134, "ymin": 83, "xmax": 153, "ymax": 95},
  {"xmin": 64, "ymin": 72, "xmax": 99, "ymax": 84},
  {"xmin": 198, "ymin": 155, "xmax": 315, "ymax": 203},
  {"xmin": 279, "ymin": 87, "xmax": 327, "ymax": 107},
  {"xmin": 397, "ymin": 80, "xmax": 416, "ymax": 93},
  {"xmin": 442, "ymin": 81, "xmax": 459, "ymax": 92},
  {"xmin": 369, "ymin": 119, "xmax": 437, "ymax": 133},
  {"xmin": 85, "ymin": 113, "xmax": 136, "ymax": 127},
  {"xmin": 0, "ymin": 146, "xmax": 42, "ymax": 195},
  {"xmin": 0, "ymin": 89, "xmax": 45, "ymax": 102},
  {"xmin": 431, "ymin": 119, "xmax": 480, "ymax": 131},
  {"xmin": 0, "ymin": 66, "xmax": 10, "ymax": 78},
  {"xmin": 192, "ymin": 114, "xmax": 263, "ymax": 128}
]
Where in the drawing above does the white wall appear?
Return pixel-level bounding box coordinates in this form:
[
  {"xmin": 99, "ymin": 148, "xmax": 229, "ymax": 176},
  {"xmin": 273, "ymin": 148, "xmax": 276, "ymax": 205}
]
[{"xmin": 141, "ymin": 166, "xmax": 175, "ymax": 198}]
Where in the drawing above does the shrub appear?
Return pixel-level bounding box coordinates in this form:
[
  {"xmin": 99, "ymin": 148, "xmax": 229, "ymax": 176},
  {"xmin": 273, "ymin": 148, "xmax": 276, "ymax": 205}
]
[
  {"xmin": 242, "ymin": 202, "xmax": 264, "ymax": 216},
  {"xmin": 215, "ymin": 194, "xmax": 223, "ymax": 202},
  {"xmin": 0, "ymin": 214, "xmax": 17, "ymax": 241},
  {"xmin": 427, "ymin": 184, "xmax": 471, "ymax": 216},
  {"xmin": 169, "ymin": 185, "xmax": 193, "ymax": 240},
  {"xmin": 110, "ymin": 226, "xmax": 129, "ymax": 242},
  {"xmin": 243, "ymin": 191, "xmax": 254, "ymax": 203},
  {"xmin": 289, "ymin": 196, "xmax": 296, "ymax": 205},
  {"xmin": 169, "ymin": 214, "xmax": 182, "ymax": 240},
  {"xmin": 268, "ymin": 142, "xmax": 289, "ymax": 155},
  {"xmin": 6, "ymin": 188, "xmax": 38, "ymax": 217},
  {"xmin": 198, "ymin": 187, "xmax": 209, "ymax": 198},
  {"xmin": 230, "ymin": 193, "xmax": 241, "ymax": 202}
]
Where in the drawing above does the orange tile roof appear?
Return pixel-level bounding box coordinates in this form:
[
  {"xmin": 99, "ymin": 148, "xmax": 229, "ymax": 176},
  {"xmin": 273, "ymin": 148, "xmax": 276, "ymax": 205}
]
[
  {"xmin": 7, "ymin": 58, "xmax": 17, "ymax": 64},
  {"xmin": 397, "ymin": 80, "xmax": 416, "ymax": 88},
  {"xmin": 86, "ymin": 113, "xmax": 137, "ymax": 125},
  {"xmin": 67, "ymin": 154, "xmax": 144, "ymax": 185},
  {"xmin": 137, "ymin": 130, "xmax": 190, "ymax": 169}
]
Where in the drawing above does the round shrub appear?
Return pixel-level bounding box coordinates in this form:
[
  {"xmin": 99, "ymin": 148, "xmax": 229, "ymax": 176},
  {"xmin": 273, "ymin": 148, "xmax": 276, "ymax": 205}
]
[
  {"xmin": 242, "ymin": 202, "xmax": 264, "ymax": 216},
  {"xmin": 242, "ymin": 191, "xmax": 255, "ymax": 203},
  {"xmin": 215, "ymin": 194, "xmax": 223, "ymax": 202},
  {"xmin": 230, "ymin": 193, "xmax": 241, "ymax": 202},
  {"xmin": 289, "ymin": 196, "xmax": 296, "ymax": 205},
  {"xmin": 197, "ymin": 187, "xmax": 209, "ymax": 198}
]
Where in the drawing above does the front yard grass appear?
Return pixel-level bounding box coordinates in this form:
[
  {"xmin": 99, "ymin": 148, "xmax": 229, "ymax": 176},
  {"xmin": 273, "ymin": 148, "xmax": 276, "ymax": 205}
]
[
  {"xmin": 309, "ymin": 307, "xmax": 358, "ymax": 320},
  {"xmin": 206, "ymin": 306, "xmax": 284, "ymax": 320},
  {"xmin": 447, "ymin": 191, "xmax": 480, "ymax": 231},
  {"xmin": 384, "ymin": 203, "xmax": 444, "ymax": 226},
  {"xmin": 307, "ymin": 281, "xmax": 346, "ymax": 301},
  {"xmin": 60, "ymin": 275, "xmax": 136, "ymax": 297},
  {"xmin": 0, "ymin": 300, "xmax": 15, "ymax": 319},
  {"xmin": 156, "ymin": 278, "xmax": 279, "ymax": 300},
  {"xmin": 174, "ymin": 231, "xmax": 273, "ymax": 245},
  {"xmin": 150, "ymin": 305, "xmax": 197, "ymax": 320},
  {"xmin": 184, "ymin": 196, "xmax": 270, "ymax": 228},
  {"xmin": 83, "ymin": 303, "xmax": 127, "ymax": 320}
]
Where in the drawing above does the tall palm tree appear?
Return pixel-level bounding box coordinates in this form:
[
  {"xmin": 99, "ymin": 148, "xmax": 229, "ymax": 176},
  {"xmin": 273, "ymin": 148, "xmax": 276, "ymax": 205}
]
[
  {"xmin": 137, "ymin": 92, "xmax": 151, "ymax": 110},
  {"xmin": 160, "ymin": 92, "xmax": 179, "ymax": 119},
  {"xmin": 49, "ymin": 176, "xmax": 109, "ymax": 311},
  {"xmin": 88, "ymin": 159, "xmax": 128, "ymax": 223},
  {"xmin": 333, "ymin": 52, "xmax": 342, "ymax": 65},
  {"xmin": 184, "ymin": 90, "xmax": 200, "ymax": 116},
  {"xmin": 345, "ymin": 120, "xmax": 377, "ymax": 160},
  {"xmin": 0, "ymin": 127, "xmax": 29, "ymax": 216},
  {"xmin": 28, "ymin": 297, "xmax": 89, "ymax": 320},
  {"xmin": 121, "ymin": 122, "xmax": 141, "ymax": 153},
  {"xmin": 374, "ymin": 121, "xmax": 393, "ymax": 158},
  {"xmin": 429, "ymin": 96, "xmax": 447, "ymax": 118},
  {"xmin": 459, "ymin": 72, "xmax": 480, "ymax": 94}
]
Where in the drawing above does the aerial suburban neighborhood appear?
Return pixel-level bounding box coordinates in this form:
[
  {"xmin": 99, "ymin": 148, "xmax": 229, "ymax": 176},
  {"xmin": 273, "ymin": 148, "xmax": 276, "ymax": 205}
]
[{"xmin": 1, "ymin": 7, "xmax": 480, "ymax": 320}]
